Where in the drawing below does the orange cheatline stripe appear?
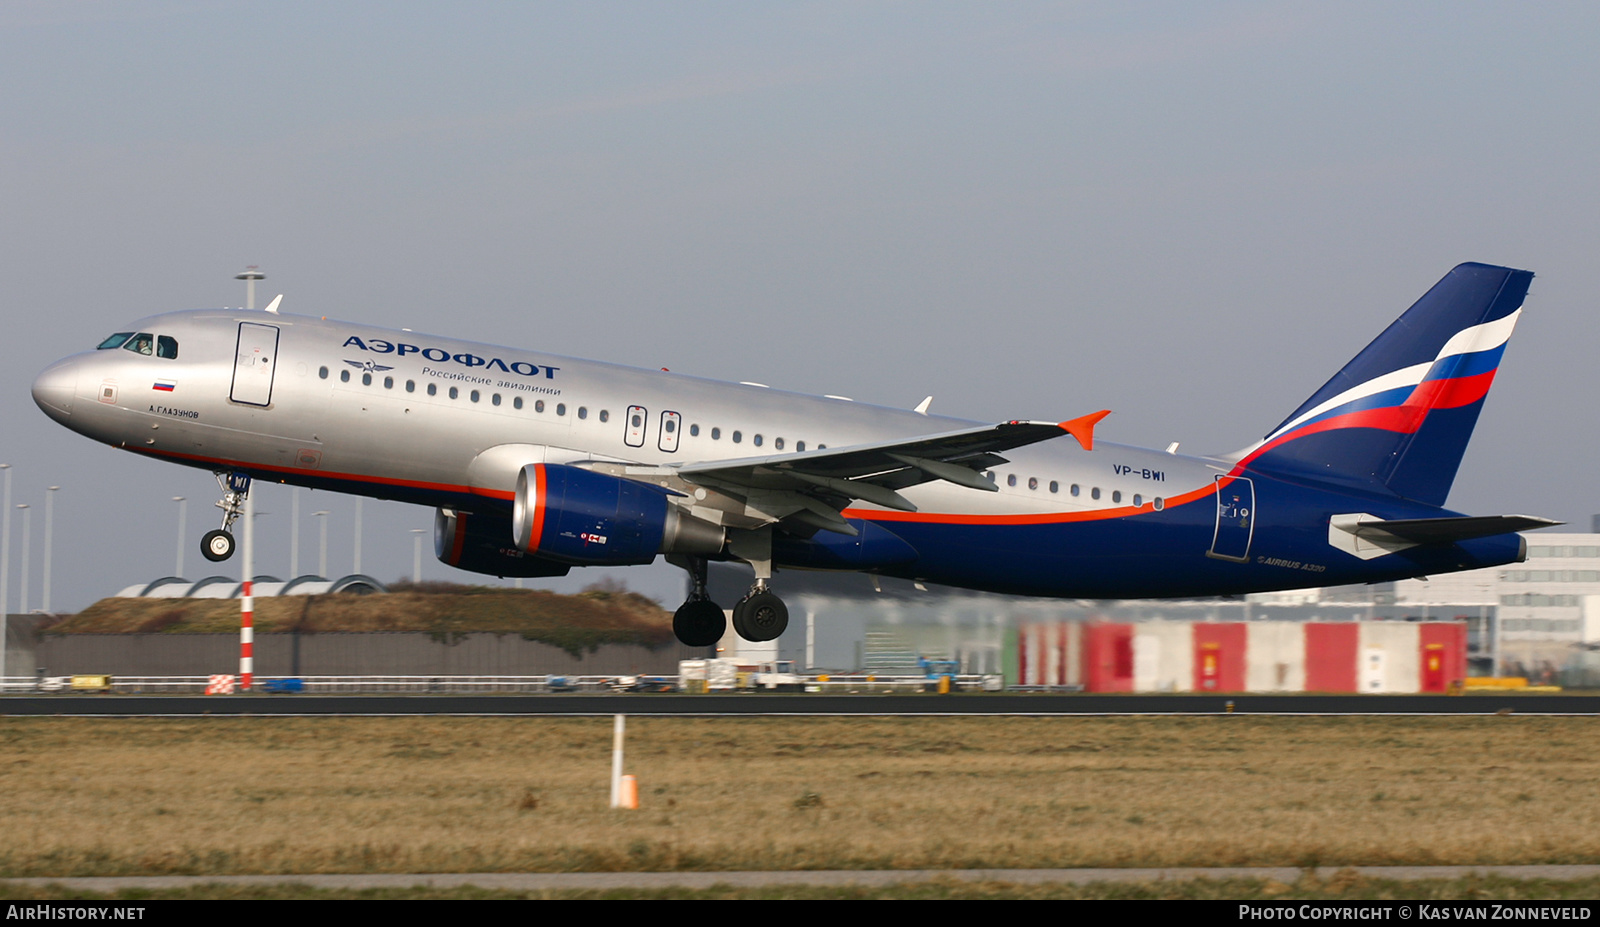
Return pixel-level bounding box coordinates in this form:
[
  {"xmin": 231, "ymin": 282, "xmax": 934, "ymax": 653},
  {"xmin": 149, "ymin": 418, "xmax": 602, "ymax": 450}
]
[
  {"xmin": 139, "ymin": 446, "xmax": 1230, "ymax": 531},
  {"xmin": 842, "ymin": 480, "xmax": 1218, "ymax": 526},
  {"xmin": 138, "ymin": 446, "xmax": 516, "ymax": 500}
]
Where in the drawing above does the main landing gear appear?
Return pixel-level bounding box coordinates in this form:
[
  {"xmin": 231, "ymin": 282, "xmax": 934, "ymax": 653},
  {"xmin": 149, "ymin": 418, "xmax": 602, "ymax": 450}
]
[
  {"xmin": 668, "ymin": 533, "xmax": 792, "ymax": 648},
  {"xmin": 200, "ymin": 471, "xmax": 251, "ymax": 562}
]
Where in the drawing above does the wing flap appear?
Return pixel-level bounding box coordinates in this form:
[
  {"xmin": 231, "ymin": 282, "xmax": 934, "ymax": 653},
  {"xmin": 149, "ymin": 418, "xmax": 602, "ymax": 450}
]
[{"xmin": 668, "ymin": 417, "xmax": 1098, "ymax": 529}]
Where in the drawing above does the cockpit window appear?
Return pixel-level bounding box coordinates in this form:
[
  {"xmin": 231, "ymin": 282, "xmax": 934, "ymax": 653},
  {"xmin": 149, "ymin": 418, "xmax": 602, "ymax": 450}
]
[
  {"xmin": 122, "ymin": 333, "xmax": 154, "ymax": 355},
  {"xmin": 156, "ymin": 335, "xmax": 178, "ymax": 359},
  {"xmin": 97, "ymin": 333, "xmax": 133, "ymax": 350}
]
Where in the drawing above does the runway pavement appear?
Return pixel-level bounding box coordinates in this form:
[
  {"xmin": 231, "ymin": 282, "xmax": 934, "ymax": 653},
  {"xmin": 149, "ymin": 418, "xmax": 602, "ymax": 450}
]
[{"xmin": 2, "ymin": 692, "xmax": 1597, "ymax": 715}]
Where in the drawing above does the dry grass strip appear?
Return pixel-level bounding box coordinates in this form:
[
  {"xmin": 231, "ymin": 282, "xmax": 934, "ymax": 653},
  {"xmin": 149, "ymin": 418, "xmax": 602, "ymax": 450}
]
[{"xmin": 0, "ymin": 715, "xmax": 1595, "ymax": 876}]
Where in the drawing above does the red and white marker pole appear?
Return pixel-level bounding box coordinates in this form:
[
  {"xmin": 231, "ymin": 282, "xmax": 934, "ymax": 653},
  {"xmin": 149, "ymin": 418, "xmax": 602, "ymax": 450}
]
[{"xmin": 239, "ymin": 483, "xmax": 253, "ymax": 691}]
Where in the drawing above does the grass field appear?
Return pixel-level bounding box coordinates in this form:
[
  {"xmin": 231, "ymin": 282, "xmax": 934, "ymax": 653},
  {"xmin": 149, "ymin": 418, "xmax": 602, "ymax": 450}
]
[{"xmin": 0, "ymin": 714, "xmax": 1596, "ymax": 878}]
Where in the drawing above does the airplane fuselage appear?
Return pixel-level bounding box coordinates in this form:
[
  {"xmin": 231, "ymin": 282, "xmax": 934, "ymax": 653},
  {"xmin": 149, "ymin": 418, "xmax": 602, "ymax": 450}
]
[{"xmin": 32, "ymin": 306, "xmax": 1526, "ymax": 599}]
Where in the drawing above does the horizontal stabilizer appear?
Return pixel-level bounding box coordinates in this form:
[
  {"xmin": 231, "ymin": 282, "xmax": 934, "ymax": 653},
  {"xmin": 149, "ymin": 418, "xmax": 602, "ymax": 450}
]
[
  {"xmin": 1374, "ymin": 514, "xmax": 1563, "ymax": 545},
  {"xmin": 1329, "ymin": 512, "xmax": 1560, "ymax": 560}
]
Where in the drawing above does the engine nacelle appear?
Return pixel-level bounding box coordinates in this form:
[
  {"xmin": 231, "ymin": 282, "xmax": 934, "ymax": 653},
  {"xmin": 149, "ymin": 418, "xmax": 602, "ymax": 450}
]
[
  {"xmin": 513, "ymin": 463, "xmax": 724, "ymax": 565},
  {"xmin": 434, "ymin": 507, "xmax": 573, "ymax": 578}
]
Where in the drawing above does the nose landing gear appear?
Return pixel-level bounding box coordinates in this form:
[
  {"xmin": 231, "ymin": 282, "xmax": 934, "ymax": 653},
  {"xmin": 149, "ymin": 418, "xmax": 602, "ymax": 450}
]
[{"xmin": 200, "ymin": 471, "xmax": 251, "ymax": 562}]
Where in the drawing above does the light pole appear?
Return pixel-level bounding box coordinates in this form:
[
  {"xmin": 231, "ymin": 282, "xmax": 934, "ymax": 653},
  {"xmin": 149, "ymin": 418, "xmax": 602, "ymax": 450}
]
[
  {"xmin": 15, "ymin": 505, "xmax": 29, "ymax": 614},
  {"xmin": 0, "ymin": 464, "xmax": 8, "ymax": 683},
  {"xmin": 290, "ymin": 487, "xmax": 300, "ymax": 578},
  {"xmin": 313, "ymin": 511, "xmax": 329, "ymax": 578},
  {"xmin": 42, "ymin": 487, "xmax": 58, "ymax": 613},
  {"xmin": 353, "ymin": 497, "xmax": 363, "ymax": 575},
  {"xmin": 411, "ymin": 529, "xmax": 426, "ymax": 584},
  {"xmin": 235, "ymin": 267, "xmax": 264, "ymax": 311},
  {"xmin": 173, "ymin": 497, "xmax": 187, "ymax": 578},
  {"xmin": 0, "ymin": 464, "xmax": 11, "ymax": 617}
]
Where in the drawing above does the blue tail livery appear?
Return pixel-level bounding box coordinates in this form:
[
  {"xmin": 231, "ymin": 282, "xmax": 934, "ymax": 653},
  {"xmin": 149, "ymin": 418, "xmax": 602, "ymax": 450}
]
[{"xmin": 1240, "ymin": 262, "xmax": 1531, "ymax": 505}]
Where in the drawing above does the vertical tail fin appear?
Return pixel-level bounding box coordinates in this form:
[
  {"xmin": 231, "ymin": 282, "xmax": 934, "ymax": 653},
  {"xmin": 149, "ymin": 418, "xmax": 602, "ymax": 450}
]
[{"xmin": 1238, "ymin": 262, "xmax": 1532, "ymax": 506}]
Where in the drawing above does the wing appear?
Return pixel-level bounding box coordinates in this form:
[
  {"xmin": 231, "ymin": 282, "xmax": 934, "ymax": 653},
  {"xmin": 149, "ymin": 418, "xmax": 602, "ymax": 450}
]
[{"xmin": 665, "ymin": 412, "xmax": 1109, "ymax": 536}]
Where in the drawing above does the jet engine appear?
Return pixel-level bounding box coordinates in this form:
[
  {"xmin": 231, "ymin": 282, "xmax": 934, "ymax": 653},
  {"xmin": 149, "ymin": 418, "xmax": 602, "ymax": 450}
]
[
  {"xmin": 513, "ymin": 463, "xmax": 724, "ymax": 565},
  {"xmin": 434, "ymin": 507, "xmax": 574, "ymax": 578}
]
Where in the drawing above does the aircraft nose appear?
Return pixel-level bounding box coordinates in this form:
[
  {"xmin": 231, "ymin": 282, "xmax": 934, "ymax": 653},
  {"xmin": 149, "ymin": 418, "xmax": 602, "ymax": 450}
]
[{"xmin": 32, "ymin": 359, "xmax": 78, "ymax": 423}]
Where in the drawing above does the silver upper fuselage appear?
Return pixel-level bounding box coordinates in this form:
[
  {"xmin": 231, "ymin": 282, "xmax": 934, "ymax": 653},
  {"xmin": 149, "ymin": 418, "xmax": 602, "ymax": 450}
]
[{"xmin": 33, "ymin": 307, "xmax": 1223, "ymax": 524}]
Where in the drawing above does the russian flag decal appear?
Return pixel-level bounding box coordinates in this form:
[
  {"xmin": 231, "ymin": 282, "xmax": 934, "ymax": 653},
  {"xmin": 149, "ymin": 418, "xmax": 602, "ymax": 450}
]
[{"xmin": 153, "ymin": 379, "xmax": 176, "ymax": 392}]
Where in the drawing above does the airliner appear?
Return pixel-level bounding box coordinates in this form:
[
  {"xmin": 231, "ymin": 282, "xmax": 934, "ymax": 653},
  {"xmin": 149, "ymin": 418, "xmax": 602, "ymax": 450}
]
[{"xmin": 31, "ymin": 262, "xmax": 1557, "ymax": 646}]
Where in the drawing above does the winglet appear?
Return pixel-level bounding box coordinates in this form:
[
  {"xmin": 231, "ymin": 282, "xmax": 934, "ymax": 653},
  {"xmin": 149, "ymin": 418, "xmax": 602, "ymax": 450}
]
[{"xmin": 1059, "ymin": 410, "xmax": 1111, "ymax": 451}]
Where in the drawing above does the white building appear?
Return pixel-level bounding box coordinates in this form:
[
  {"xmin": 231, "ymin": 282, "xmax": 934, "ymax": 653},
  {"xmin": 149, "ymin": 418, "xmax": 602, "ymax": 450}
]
[{"xmin": 1388, "ymin": 532, "xmax": 1600, "ymax": 678}]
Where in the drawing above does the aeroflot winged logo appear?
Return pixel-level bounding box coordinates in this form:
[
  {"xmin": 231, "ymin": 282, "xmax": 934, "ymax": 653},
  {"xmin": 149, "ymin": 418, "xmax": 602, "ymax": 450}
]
[{"xmin": 343, "ymin": 335, "xmax": 560, "ymax": 379}]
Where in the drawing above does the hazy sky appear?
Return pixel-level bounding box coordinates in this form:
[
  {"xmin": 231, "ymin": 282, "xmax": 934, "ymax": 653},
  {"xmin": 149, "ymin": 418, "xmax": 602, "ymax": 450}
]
[{"xmin": 4, "ymin": 1, "xmax": 1599, "ymax": 613}]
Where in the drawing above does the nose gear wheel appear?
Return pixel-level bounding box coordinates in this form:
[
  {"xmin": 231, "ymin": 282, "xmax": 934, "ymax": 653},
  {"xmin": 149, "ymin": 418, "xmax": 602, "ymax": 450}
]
[{"xmin": 202, "ymin": 470, "xmax": 252, "ymax": 562}]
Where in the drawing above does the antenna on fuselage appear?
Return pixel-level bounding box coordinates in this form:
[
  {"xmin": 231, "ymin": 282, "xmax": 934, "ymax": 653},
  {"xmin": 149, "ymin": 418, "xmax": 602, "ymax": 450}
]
[
  {"xmin": 263, "ymin": 294, "xmax": 283, "ymax": 314},
  {"xmin": 235, "ymin": 267, "xmax": 265, "ymax": 311}
]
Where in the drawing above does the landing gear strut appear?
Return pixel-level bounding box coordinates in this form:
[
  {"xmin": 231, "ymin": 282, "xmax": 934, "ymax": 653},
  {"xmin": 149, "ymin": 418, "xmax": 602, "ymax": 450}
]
[
  {"xmin": 670, "ymin": 555, "xmax": 726, "ymax": 647},
  {"xmin": 201, "ymin": 471, "xmax": 251, "ymax": 563}
]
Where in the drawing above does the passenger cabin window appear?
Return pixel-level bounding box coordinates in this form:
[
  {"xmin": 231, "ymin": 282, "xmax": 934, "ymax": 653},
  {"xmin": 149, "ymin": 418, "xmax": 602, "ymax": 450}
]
[{"xmin": 156, "ymin": 336, "xmax": 178, "ymax": 359}]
